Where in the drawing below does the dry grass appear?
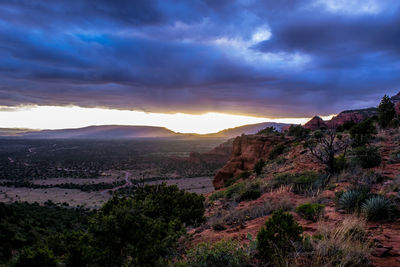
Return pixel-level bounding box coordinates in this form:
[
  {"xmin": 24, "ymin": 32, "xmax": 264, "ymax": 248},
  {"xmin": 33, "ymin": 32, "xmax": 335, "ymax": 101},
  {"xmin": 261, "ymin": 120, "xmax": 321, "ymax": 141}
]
[
  {"xmin": 301, "ymin": 216, "xmax": 372, "ymax": 267},
  {"xmin": 270, "ymin": 215, "xmax": 373, "ymax": 267}
]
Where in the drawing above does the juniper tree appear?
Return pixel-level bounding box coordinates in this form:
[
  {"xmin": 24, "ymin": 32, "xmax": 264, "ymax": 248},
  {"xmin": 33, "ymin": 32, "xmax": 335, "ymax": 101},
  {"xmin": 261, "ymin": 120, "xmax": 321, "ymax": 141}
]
[{"xmin": 378, "ymin": 95, "xmax": 395, "ymax": 128}]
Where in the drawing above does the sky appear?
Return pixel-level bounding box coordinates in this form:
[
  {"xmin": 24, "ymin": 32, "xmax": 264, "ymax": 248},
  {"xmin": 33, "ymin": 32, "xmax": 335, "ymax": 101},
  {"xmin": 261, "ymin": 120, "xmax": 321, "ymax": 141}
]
[{"xmin": 0, "ymin": 0, "xmax": 399, "ymax": 133}]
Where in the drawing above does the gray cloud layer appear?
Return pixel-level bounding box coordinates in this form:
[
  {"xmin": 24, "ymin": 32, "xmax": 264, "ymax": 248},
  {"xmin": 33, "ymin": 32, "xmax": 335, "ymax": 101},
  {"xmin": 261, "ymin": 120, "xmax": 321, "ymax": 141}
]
[{"xmin": 0, "ymin": 0, "xmax": 399, "ymax": 117}]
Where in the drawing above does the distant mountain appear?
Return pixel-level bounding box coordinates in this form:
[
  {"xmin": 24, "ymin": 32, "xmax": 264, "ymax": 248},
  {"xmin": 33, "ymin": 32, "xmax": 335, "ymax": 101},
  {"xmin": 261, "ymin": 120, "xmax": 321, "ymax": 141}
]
[
  {"xmin": 0, "ymin": 122, "xmax": 289, "ymax": 139},
  {"xmin": 19, "ymin": 125, "xmax": 180, "ymax": 139},
  {"xmin": 204, "ymin": 122, "xmax": 289, "ymax": 138},
  {"xmin": 0, "ymin": 128, "xmax": 37, "ymax": 136}
]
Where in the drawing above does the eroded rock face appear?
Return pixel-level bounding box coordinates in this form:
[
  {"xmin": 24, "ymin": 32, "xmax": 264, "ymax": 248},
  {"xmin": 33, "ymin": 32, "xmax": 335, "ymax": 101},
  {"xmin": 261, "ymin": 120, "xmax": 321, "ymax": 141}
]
[
  {"xmin": 395, "ymin": 102, "xmax": 400, "ymax": 115},
  {"xmin": 304, "ymin": 116, "xmax": 328, "ymax": 130},
  {"xmin": 303, "ymin": 108, "xmax": 377, "ymax": 130},
  {"xmin": 213, "ymin": 134, "xmax": 285, "ymax": 189},
  {"xmin": 328, "ymin": 108, "xmax": 377, "ymax": 128},
  {"xmin": 390, "ymin": 92, "xmax": 400, "ymax": 115}
]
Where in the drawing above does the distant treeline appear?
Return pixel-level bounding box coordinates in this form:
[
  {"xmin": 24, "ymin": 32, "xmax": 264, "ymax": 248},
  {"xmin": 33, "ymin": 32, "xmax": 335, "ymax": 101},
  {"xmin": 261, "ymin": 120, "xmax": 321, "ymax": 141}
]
[{"xmin": 0, "ymin": 180, "xmax": 126, "ymax": 192}]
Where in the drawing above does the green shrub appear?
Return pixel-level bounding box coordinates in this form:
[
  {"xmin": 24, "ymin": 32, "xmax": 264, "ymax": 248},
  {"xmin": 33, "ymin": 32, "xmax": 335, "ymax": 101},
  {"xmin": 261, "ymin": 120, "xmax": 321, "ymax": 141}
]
[
  {"xmin": 287, "ymin": 125, "xmax": 310, "ymax": 139},
  {"xmin": 183, "ymin": 240, "xmax": 250, "ymax": 267},
  {"xmin": 256, "ymin": 210, "xmax": 303, "ymax": 262},
  {"xmin": 333, "ymin": 154, "xmax": 347, "ymax": 173},
  {"xmin": 223, "ymin": 170, "xmax": 252, "ymax": 188},
  {"xmin": 132, "ymin": 183, "xmax": 205, "ymax": 226},
  {"xmin": 239, "ymin": 170, "xmax": 252, "ymax": 179},
  {"xmin": 87, "ymin": 184, "xmax": 205, "ymax": 266},
  {"xmin": 352, "ymin": 146, "xmax": 381, "ymax": 168},
  {"xmin": 224, "ymin": 181, "xmax": 262, "ymax": 202},
  {"xmin": 361, "ymin": 196, "xmax": 392, "ymax": 221},
  {"xmin": 211, "ymin": 220, "xmax": 226, "ymax": 231},
  {"xmin": 14, "ymin": 246, "xmax": 58, "ymax": 267},
  {"xmin": 224, "ymin": 175, "xmax": 240, "ymax": 187},
  {"xmin": 378, "ymin": 95, "xmax": 395, "ymax": 128},
  {"xmin": 224, "ymin": 182, "xmax": 246, "ymax": 199},
  {"xmin": 253, "ymin": 160, "xmax": 265, "ymax": 175},
  {"xmin": 209, "ymin": 181, "xmax": 262, "ymax": 202},
  {"xmin": 0, "ymin": 202, "xmax": 91, "ymax": 265},
  {"xmin": 269, "ymin": 144, "xmax": 286, "ymax": 160},
  {"xmin": 349, "ymin": 118, "xmax": 377, "ymax": 147},
  {"xmin": 296, "ymin": 203, "xmax": 325, "ymax": 222},
  {"xmin": 273, "ymin": 171, "xmax": 321, "ymax": 194},
  {"xmin": 240, "ymin": 182, "xmax": 262, "ymax": 201},
  {"xmin": 208, "ymin": 190, "xmax": 225, "ymax": 201},
  {"xmin": 257, "ymin": 126, "xmax": 278, "ymax": 135},
  {"xmin": 336, "ymin": 120, "xmax": 356, "ymax": 132}
]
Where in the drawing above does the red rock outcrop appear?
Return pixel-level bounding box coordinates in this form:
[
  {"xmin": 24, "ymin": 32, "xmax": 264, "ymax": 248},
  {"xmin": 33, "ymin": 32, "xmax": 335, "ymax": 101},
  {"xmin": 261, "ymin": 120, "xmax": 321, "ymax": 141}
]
[
  {"xmin": 213, "ymin": 134, "xmax": 285, "ymax": 189},
  {"xmin": 394, "ymin": 102, "xmax": 400, "ymax": 115},
  {"xmin": 327, "ymin": 108, "xmax": 377, "ymax": 128},
  {"xmin": 304, "ymin": 116, "xmax": 328, "ymax": 130},
  {"xmin": 390, "ymin": 92, "xmax": 400, "ymax": 115},
  {"xmin": 303, "ymin": 108, "xmax": 377, "ymax": 130}
]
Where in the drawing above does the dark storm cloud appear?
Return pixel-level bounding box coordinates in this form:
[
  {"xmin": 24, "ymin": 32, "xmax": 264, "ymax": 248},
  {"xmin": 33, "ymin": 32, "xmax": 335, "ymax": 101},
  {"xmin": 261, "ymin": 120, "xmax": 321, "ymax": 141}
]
[{"xmin": 1, "ymin": 0, "xmax": 400, "ymax": 117}]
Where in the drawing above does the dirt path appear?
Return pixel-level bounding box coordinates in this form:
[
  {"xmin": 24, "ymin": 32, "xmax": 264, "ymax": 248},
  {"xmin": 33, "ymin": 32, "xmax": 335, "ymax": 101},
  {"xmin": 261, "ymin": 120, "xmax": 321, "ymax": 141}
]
[
  {"xmin": 100, "ymin": 171, "xmax": 131, "ymax": 197},
  {"xmin": 379, "ymin": 131, "xmax": 400, "ymax": 179}
]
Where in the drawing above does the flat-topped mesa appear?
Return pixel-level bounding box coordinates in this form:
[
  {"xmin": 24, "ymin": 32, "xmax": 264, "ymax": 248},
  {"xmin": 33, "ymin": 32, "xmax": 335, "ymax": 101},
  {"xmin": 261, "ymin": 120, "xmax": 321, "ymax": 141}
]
[{"xmin": 213, "ymin": 134, "xmax": 285, "ymax": 189}]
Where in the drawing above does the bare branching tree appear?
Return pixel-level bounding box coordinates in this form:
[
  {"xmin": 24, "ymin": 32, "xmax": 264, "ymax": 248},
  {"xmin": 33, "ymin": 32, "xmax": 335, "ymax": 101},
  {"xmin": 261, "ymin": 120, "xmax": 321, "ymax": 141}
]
[{"xmin": 305, "ymin": 130, "xmax": 350, "ymax": 176}]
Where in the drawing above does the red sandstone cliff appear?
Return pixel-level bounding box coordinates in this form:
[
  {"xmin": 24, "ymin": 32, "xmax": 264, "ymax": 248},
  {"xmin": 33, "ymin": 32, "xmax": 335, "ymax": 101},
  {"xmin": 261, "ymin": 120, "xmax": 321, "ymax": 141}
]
[
  {"xmin": 390, "ymin": 92, "xmax": 400, "ymax": 115},
  {"xmin": 304, "ymin": 108, "xmax": 377, "ymax": 130},
  {"xmin": 304, "ymin": 116, "xmax": 328, "ymax": 130},
  {"xmin": 213, "ymin": 134, "xmax": 286, "ymax": 189},
  {"xmin": 328, "ymin": 108, "xmax": 377, "ymax": 128}
]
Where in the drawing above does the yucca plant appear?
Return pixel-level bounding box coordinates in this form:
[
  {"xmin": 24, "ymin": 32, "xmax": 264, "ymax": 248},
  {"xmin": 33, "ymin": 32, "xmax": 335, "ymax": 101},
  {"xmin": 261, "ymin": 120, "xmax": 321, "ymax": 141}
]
[
  {"xmin": 337, "ymin": 190, "xmax": 361, "ymax": 213},
  {"xmin": 361, "ymin": 196, "xmax": 391, "ymax": 221},
  {"xmin": 337, "ymin": 186, "xmax": 371, "ymax": 213}
]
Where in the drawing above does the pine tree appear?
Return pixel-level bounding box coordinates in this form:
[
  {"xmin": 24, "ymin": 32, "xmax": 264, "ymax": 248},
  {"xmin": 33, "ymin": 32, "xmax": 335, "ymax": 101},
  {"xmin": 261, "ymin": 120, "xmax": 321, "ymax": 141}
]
[{"xmin": 378, "ymin": 95, "xmax": 395, "ymax": 128}]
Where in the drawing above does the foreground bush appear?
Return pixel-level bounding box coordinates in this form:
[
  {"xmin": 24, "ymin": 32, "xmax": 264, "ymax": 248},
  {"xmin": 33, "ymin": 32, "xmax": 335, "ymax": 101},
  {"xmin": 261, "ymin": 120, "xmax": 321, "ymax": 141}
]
[
  {"xmin": 181, "ymin": 239, "xmax": 250, "ymax": 267},
  {"xmin": 210, "ymin": 181, "xmax": 262, "ymax": 202},
  {"xmin": 269, "ymin": 143, "xmax": 286, "ymax": 160},
  {"xmin": 349, "ymin": 118, "xmax": 376, "ymax": 147},
  {"xmin": 378, "ymin": 95, "xmax": 395, "ymax": 128},
  {"xmin": 256, "ymin": 210, "xmax": 303, "ymax": 263},
  {"xmin": 296, "ymin": 203, "xmax": 324, "ymax": 222},
  {"xmin": 14, "ymin": 246, "xmax": 58, "ymax": 267},
  {"xmin": 287, "ymin": 125, "xmax": 310, "ymax": 139},
  {"xmin": 0, "ymin": 202, "xmax": 91, "ymax": 264},
  {"xmin": 2, "ymin": 184, "xmax": 205, "ymax": 266},
  {"xmin": 253, "ymin": 160, "xmax": 265, "ymax": 175},
  {"xmin": 351, "ymin": 145, "xmax": 381, "ymax": 169},
  {"xmin": 332, "ymin": 154, "xmax": 347, "ymax": 173},
  {"xmin": 132, "ymin": 183, "xmax": 205, "ymax": 226},
  {"xmin": 85, "ymin": 184, "xmax": 205, "ymax": 266}
]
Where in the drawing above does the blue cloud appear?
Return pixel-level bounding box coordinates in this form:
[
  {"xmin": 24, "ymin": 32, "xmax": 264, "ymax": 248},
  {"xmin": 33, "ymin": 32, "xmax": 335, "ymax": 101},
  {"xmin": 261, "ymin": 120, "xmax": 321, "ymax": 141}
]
[{"xmin": 0, "ymin": 0, "xmax": 399, "ymax": 117}]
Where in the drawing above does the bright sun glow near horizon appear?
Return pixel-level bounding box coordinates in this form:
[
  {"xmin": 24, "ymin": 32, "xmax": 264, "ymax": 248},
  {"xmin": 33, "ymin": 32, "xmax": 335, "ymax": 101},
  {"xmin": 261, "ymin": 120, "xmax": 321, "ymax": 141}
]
[{"xmin": 0, "ymin": 105, "xmax": 334, "ymax": 134}]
